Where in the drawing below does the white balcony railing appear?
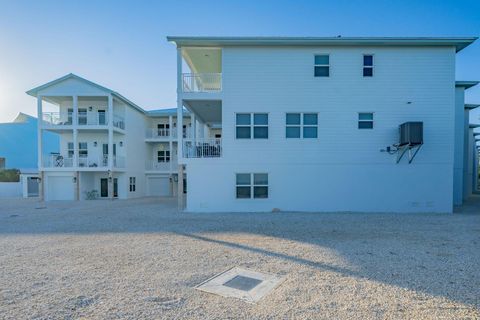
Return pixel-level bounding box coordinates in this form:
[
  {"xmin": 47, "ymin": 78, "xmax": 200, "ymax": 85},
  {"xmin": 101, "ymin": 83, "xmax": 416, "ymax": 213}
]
[
  {"xmin": 182, "ymin": 73, "xmax": 222, "ymax": 93},
  {"xmin": 145, "ymin": 158, "xmax": 177, "ymax": 171},
  {"xmin": 42, "ymin": 111, "xmax": 125, "ymax": 129},
  {"xmin": 183, "ymin": 138, "xmax": 222, "ymax": 158},
  {"xmin": 146, "ymin": 128, "xmax": 171, "ymax": 139},
  {"xmin": 42, "ymin": 154, "xmax": 125, "ymax": 169}
]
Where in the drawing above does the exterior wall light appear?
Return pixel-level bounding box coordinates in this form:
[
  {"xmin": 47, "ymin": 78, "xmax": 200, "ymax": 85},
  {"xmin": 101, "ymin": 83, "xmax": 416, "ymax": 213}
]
[
  {"xmin": 94, "ymin": 142, "xmax": 97, "ymax": 147},
  {"xmin": 73, "ymin": 177, "xmax": 77, "ymax": 183}
]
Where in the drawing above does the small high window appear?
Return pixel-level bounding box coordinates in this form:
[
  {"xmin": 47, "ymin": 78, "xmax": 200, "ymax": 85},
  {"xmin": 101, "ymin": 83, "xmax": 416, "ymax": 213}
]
[
  {"xmin": 286, "ymin": 113, "xmax": 318, "ymax": 138},
  {"xmin": 363, "ymin": 55, "xmax": 374, "ymax": 77},
  {"xmin": 236, "ymin": 173, "xmax": 269, "ymax": 199},
  {"xmin": 236, "ymin": 113, "xmax": 268, "ymax": 139},
  {"xmin": 358, "ymin": 113, "xmax": 374, "ymax": 129},
  {"xmin": 314, "ymin": 55, "xmax": 330, "ymax": 77}
]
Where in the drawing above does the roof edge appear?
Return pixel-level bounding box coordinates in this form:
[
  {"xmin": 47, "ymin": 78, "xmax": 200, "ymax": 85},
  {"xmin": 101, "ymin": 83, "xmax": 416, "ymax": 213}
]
[{"xmin": 456, "ymin": 81, "xmax": 480, "ymax": 90}]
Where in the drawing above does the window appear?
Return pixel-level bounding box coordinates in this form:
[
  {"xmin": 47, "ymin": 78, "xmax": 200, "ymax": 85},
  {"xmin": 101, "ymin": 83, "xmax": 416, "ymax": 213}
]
[
  {"xmin": 236, "ymin": 173, "xmax": 268, "ymax": 199},
  {"xmin": 358, "ymin": 113, "xmax": 374, "ymax": 129},
  {"xmin": 157, "ymin": 123, "xmax": 170, "ymax": 136},
  {"xmin": 157, "ymin": 150, "xmax": 170, "ymax": 162},
  {"xmin": 67, "ymin": 142, "xmax": 74, "ymax": 158},
  {"xmin": 286, "ymin": 113, "xmax": 318, "ymax": 138},
  {"xmin": 67, "ymin": 108, "xmax": 73, "ymax": 125},
  {"xmin": 78, "ymin": 108, "xmax": 87, "ymax": 125},
  {"xmin": 129, "ymin": 177, "xmax": 136, "ymax": 192},
  {"xmin": 236, "ymin": 113, "xmax": 268, "ymax": 139},
  {"xmin": 314, "ymin": 55, "xmax": 330, "ymax": 77},
  {"xmin": 363, "ymin": 55, "xmax": 374, "ymax": 77},
  {"xmin": 78, "ymin": 142, "xmax": 88, "ymax": 157}
]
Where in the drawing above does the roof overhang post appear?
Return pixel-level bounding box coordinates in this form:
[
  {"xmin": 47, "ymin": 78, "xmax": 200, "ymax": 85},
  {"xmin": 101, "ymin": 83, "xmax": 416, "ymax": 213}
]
[
  {"xmin": 37, "ymin": 95, "xmax": 43, "ymax": 169},
  {"xmin": 177, "ymin": 47, "xmax": 183, "ymax": 160},
  {"xmin": 108, "ymin": 94, "xmax": 114, "ymax": 169}
]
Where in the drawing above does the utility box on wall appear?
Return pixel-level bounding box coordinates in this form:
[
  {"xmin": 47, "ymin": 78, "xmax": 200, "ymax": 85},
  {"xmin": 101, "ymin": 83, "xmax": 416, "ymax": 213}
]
[{"xmin": 399, "ymin": 122, "xmax": 423, "ymax": 146}]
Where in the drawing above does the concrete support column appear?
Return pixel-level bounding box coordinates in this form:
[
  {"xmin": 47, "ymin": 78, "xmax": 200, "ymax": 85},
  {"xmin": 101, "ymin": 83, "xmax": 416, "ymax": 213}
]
[
  {"xmin": 74, "ymin": 171, "xmax": 80, "ymax": 201},
  {"xmin": 72, "ymin": 96, "xmax": 78, "ymax": 168},
  {"xmin": 191, "ymin": 113, "xmax": 196, "ymax": 144},
  {"xmin": 39, "ymin": 171, "xmax": 44, "ymax": 202}
]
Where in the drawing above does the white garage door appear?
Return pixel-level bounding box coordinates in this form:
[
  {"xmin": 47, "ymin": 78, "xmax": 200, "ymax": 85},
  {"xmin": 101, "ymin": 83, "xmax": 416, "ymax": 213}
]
[
  {"xmin": 147, "ymin": 177, "xmax": 171, "ymax": 196},
  {"xmin": 47, "ymin": 176, "xmax": 74, "ymax": 200}
]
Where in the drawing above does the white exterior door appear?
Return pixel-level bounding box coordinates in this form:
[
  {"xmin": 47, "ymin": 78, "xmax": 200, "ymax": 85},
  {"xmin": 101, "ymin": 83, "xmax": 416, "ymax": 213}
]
[
  {"xmin": 46, "ymin": 176, "xmax": 74, "ymax": 200},
  {"xmin": 147, "ymin": 177, "xmax": 170, "ymax": 196}
]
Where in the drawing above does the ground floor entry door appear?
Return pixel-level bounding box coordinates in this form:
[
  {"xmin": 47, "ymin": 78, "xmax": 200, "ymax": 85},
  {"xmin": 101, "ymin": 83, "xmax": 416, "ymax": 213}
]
[{"xmin": 100, "ymin": 178, "xmax": 118, "ymax": 198}]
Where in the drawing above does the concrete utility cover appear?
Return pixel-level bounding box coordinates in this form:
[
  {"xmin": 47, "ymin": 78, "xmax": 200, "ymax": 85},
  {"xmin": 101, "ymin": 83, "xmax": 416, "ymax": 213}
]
[{"xmin": 195, "ymin": 267, "xmax": 285, "ymax": 303}]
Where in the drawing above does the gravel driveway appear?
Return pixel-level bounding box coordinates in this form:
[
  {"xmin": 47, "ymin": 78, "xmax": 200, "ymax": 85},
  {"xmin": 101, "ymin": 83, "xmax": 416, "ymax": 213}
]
[{"xmin": 0, "ymin": 196, "xmax": 479, "ymax": 319}]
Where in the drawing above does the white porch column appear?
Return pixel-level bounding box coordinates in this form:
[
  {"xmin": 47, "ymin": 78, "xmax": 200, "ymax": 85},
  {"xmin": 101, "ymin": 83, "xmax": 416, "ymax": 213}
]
[
  {"xmin": 169, "ymin": 115, "xmax": 173, "ymax": 173},
  {"xmin": 176, "ymin": 46, "xmax": 184, "ymax": 211},
  {"xmin": 191, "ymin": 113, "xmax": 196, "ymax": 143},
  {"xmin": 72, "ymin": 96, "xmax": 78, "ymax": 168},
  {"xmin": 107, "ymin": 94, "xmax": 114, "ymax": 199},
  {"xmin": 37, "ymin": 96, "xmax": 44, "ymax": 201}
]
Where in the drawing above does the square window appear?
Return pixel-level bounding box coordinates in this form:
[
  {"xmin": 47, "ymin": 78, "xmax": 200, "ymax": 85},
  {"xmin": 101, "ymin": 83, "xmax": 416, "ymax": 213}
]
[
  {"xmin": 236, "ymin": 186, "xmax": 251, "ymax": 199},
  {"xmin": 236, "ymin": 114, "xmax": 251, "ymax": 125},
  {"xmin": 253, "ymin": 127, "xmax": 268, "ymax": 139},
  {"xmin": 303, "ymin": 127, "xmax": 318, "ymax": 138},
  {"xmin": 236, "ymin": 173, "xmax": 251, "ymax": 185},
  {"xmin": 303, "ymin": 113, "xmax": 318, "ymax": 125},
  {"xmin": 314, "ymin": 66, "xmax": 329, "ymax": 77},
  {"xmin": 286, "ymin": 113, "xmax": 300, "ymax": 125},
  {"xmin": 286, "ymin": 127, "xmax": 301, "ymax": 138},
  {"xmin": 254, "ymin": 186, "xmax": 268, "ymax": 199},
  {"xmin": 314, "ymin": 55, "xmax": 329, "ymax": 65},
  {"xmin": 254, "ymin": 113, "xmax": 268, "ymax": 125},
  {"xmin": 236, "ymin": 127, "xmax": 251, "ymax": 139},
  {"xmin": 254, "ymin": 173, "xmax": 268, "ymax": 185}
]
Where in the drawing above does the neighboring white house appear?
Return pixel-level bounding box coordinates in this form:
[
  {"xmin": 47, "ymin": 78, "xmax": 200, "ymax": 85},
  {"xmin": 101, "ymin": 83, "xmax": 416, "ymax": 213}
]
[
  {"xmin": 167, "ymin": 36, "xmax": 478, "ymax": 213},
  {"xmin": 26, "ymin": 74, "xmax": 208, "ymax": 201}
]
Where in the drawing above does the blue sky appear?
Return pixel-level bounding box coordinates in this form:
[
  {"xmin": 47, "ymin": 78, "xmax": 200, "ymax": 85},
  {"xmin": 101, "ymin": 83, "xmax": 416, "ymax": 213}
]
[{"xmin": 0, "ymin": 0, "xmax": 479, "ymax": 122}]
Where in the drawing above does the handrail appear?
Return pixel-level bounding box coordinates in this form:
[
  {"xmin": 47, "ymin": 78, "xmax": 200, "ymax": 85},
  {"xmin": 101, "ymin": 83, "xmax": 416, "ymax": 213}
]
[{"xmin": 182, "ymin": 73, "xmax": 222, "ymax": 92}]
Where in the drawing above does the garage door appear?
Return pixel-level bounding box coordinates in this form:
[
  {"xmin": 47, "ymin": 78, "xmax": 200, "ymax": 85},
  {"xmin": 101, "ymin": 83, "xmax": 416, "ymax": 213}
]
[
  {"xmin": 46, "ymin": 176, "xmax": 74, "ymax": 200},
  {"xmin": 147, "ymin": 177, "xmax": 171, "ymax": 196}
]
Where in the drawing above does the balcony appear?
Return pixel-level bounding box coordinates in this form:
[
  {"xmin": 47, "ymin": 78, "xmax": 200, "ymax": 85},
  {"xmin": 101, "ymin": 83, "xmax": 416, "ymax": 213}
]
[
  {"xmin": 42, "ymin": 112, "xmax": 125, "ymax": 129},
  {"xmin": 42, "ymin": 154, "xmax": 125, "ymax": 169},
  {"xmin": 182, "ymin": 73, "xmax": 222, "ymax": 93},
  {"xmin": 183, "ymin": 138, "xmax": 222, "ymax": 158},
  {"xmin": 145, "ymin": 158, "xmax": 177, "ymax": 171},
  {"xmin": 145, "ymin": 127, "xmax": 193, "ymax": 140}
]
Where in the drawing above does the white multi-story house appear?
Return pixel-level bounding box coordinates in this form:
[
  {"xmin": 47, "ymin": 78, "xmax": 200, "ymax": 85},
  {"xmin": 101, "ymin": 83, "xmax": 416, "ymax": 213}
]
[
  {"xmin": 26, "ymin": 74, "xmax": 207, "ymax": 200},
  {"xmin": 168, "ymin": 36, "xmax": 478, "ymax": 213}
]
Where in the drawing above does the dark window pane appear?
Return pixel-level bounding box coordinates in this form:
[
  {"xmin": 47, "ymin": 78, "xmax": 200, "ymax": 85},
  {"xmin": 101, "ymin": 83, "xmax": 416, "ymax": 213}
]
[
  {"xmin": 358, "ymin": 121, "xmax": 373, "ymax": 129},
  {"xmin": 359, "ymin": 113, "xmax": 373, "ymax": 121},
  {"xmin": 314, "ymin": 55, "xmax": 329, "ymax": 65},
  {"xmin": 363, "ymin": 67, "xmax": 373, "ymax": 77},
  {"xmin": 363, "ymin": 55, "xmax": 373, "ymax": 66},
  {"xmin": 254, "ymin": 173, "xmax": 268, "ymax": 185},
  {"xmin": 286, "ymin": 126, "xmax": 300, "ymax": 138},
  {"xmin": 236, "ymin": 127, "xmax": 251, "ymax": 139},
  {"xmin": 254, "ymin": 113, "xmax": 268, "ymax": 125},
  {"xmin": 314, "ymin": 66, "xmax": 329, "ymax": 77},
  {"xmin": 254, "ymin": 186, "xmax": 268, "ymax": 198},
  {"xmin": 236, "ymin": 186, "xmax": 251, "ymax": 199},
  {"xmin": 303, "ymin": 127, "xmax": 318, "ymax": 138},
  {"xmin": 286, "ymin": 113, "xmax": 300, "ymax": 125},
  {"xmin": 303, "ymin": 113, "xmax": 317, "ymax": 125},
  {"xmin": 253, "ymin": 127, "xmax": 268, "ymax": 139},
  {"xmin": 236, "ymin": 114, "xmax": 251, "ymax": 125},
  {"xmin": 236, "ymin": 173, "xmax": 251, "ymax": 185}
]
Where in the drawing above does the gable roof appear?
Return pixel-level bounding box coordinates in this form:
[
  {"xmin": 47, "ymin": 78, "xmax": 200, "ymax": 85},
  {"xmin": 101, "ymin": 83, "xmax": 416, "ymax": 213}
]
[
  {"xmin": 167, "ymin": 36, "xmax": 477, "ymax": 52},
  {"xmin": 26, "ymin": 73, "xmax": 147, "ymax": 114},
  {"xmin": 147, "ymin": 107, "xmax": 189, "ymax": 116}
]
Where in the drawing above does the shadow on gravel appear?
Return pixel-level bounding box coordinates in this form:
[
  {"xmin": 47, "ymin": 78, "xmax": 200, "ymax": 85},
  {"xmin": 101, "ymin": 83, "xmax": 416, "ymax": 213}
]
[{"xmin": 0, "ymin": 196, "xmax": 479, "ymax": 308}]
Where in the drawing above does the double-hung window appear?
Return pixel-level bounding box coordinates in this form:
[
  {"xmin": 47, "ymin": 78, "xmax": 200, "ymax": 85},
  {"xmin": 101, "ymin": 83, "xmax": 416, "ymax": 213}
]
[
  {"xmin": 78, "ymin": 142, "xmax": 88, "ymax": 157},
  {"xmin": 129, "ymin": 177, "xmax": 136, "ymax": 192},
  {"xmin": 78, "ymin": 108, "xmax": 87, "ymax": 125},
  {"xmin": 67, "ymin": 142, "xmax": 74, "ymax": 158},
  {"xmin": 157, "ymin": 123, "xmax": 169, "ymax": 137},
  {"xmin": 236, "ymin": 173, "xmax": 268, "ymax": 199},
  {"xmin": 286, "ymin": 113, "xmax": 318, "ymax": 138},
  {"xmin": 358, "ymin": 113, "xmax": 374, "ymax": 129},
  {"xmin": 363, "ymin": 55, "xmax": 374, "ymax": 77},
  {"xmin": 157, "ymin": 150, "xmax": 170, "ymax": 162},
  {"xmin": 235, "ymin": 113, "xmax": 268, "ymax": 139},
  {"xmin": 314, "ymin": 55, "xmax": 330, "ymax": 77}
]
